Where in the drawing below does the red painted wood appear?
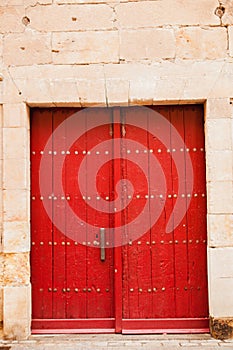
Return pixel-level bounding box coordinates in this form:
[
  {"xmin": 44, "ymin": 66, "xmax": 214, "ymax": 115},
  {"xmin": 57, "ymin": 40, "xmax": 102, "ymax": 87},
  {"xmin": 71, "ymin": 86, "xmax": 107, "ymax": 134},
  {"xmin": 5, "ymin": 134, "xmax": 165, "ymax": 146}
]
[
  {"xmin": 31, "ymin": 105, "xmax": 208, "ymax": 333},
  {"xmin": 170, "ymin": 106, "xmax": 190, "ymax": 317},
  {"xmin": 122, "ymin": 318, "xmax": 209, "ymax": 333},
  {"xmin": 148, "ymin": 106, "xmax": 176, "ymax": 318},
  {"xmin": 183, "ymin": 106, "xmax": 208, "ymax": 318},
  {"xmin": 113, "ymin": 108, "xmax": 123, "ymax": 333},
  {"xmin": 85, "ymin": 108, "xmax": 114, "ymax": 319},
  {"xmin": 31, "ymin": 109, "xmax": 53, "ymax": 319},
  {"xmin": 32, "ymin": 318, "xmax": 115, "ymax": 332}
]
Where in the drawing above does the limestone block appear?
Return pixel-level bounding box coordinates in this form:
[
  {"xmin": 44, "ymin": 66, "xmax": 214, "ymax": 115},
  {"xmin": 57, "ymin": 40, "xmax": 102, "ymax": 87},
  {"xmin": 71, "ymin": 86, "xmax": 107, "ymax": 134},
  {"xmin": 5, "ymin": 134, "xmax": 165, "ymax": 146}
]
[
  {"xmin": 206, "ymin": 150, "xmax": 233, "ymax": 182},
  {"xmin": 208, "ymin": 214, "xmax": 233, "ymax": 247},
  {"xmin": 52, "ymin": 31, "xmax": 119, "ymax": 64},
  {"xmin": 3, "ymin": 253, "xmax": 30, "ymax": 285},
  {"xmin": 0, "ymin": 1, "xmax": 23, "ymax": 4},
  {"xmin": 207, "ymin": 181, "xmax": 233, "ymax": 214},
  {"xmin": 3, "ymin": 158, "xmax": 28, "ymax": 190},
  {"xmin": 24, "ymin": 0, "xmax": 52, "ymax": 5},
  {"xmin": 129, "ymin": 80, "xmax": 157, "ymax": 105},
  {"xmin": 221, "ymin": 0, "xmax": 233, "ymax": 25},
  {"xmin": 0, "ymin": 34, "xmax": 3, "ymax": 64},
  {"xmin": 152, "ymin": 77, "xmax": 187, "ymax": 103},
  {"xmin": 106, "ymin": 79, "xmax": 129, "ymax": 106},
  {"xmin": 3, "ymin": 31, "xmax": 52, "ymax": 66},
  {"xmin": 208, "ymin": 247, "xmax": 233, "ymax": 317},
  {"xmin": 3, "ymin": 128, "xmax": 28, "ymax": 159},
  {"xmin": 49, "ymin": 80, "xmax": 80, "ymax": 104},
  {"xmin": 209, "ymin": 277, "xmax": 233, "ymax": 317},
  {"xmin": 55, "ymin": 0, "xmax": 114, "ymax": 3},
  {"xmin": 0, "ymin": 255, "xmax": 3, "ymax": 285},
  {"xmin": 77, "ymin": 80, "xmax": 106, "ymax": 106},
  {"xmin": 3, "ymin": 221, "xmax": 30, "ymax": 253},
  {"xmin": 229, "ymin": 26, "xmax": 233, "ymax": 57},
  {"xmin": 116, "ymin": 0, "xmax": 219, "ymax": 28},
  {"xmin": 209, "ymin": 247, "xmax": 233, "ymax": 278},
  {"xmin": 1, "ymin": 78, "xmax": 24, "ymax": 104},
  {"xmin": 3, "ymin": 189, "xmax": 29, "ymax": 222},
  {"xmin": 0, "ymin": 288, "xmax": 2, "ymax": 323},
  {"xmin": 208, "ymin": 62, "xmax": 233, "ymax": 98},
  {"xmin": 176, "ymin": 27, "xmax": 227, "ymax": 59},
  {"xmin": 3, "ymin": 285, "xmax": 31, "ymax": 339},
  {"xmin": 206, "ymin": 98, "xmax": 233, "ymax": 119},
  {"xmin": 0, "ymin": 6, "xmax": 24, "ymax": 34},
  {"xmin": 9, "ymin": 64, "xmax": 105, "ymax": 80},
  {"xmin": 27, "ymin": 4, "xmax": 114, "ymax": 32},
  {"xmin": 3, "ymin": 103, "xmax": 29, "ymax": 129},
  {"xmin": 120, "ymin": 29, "xmax": 175, "ymax": 61},
  {"xmin": 205, "ymin": 119, "xmax": 232, "ymax": 150}
]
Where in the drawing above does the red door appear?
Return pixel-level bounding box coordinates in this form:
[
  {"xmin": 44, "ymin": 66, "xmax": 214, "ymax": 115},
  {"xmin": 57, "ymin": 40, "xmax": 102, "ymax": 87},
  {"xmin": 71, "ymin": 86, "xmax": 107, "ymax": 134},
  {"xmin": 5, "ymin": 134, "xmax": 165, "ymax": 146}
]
[{"xmin": 31, "ymin": 105, "xmax": 209, "ymax": 333}]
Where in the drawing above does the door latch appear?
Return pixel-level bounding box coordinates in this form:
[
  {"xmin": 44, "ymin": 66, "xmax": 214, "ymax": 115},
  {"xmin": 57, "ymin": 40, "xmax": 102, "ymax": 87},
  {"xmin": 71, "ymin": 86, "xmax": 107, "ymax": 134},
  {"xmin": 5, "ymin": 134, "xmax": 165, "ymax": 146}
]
[{"xmin": 100, "ymin": 228, "xmax": 105, "ymax": 262}]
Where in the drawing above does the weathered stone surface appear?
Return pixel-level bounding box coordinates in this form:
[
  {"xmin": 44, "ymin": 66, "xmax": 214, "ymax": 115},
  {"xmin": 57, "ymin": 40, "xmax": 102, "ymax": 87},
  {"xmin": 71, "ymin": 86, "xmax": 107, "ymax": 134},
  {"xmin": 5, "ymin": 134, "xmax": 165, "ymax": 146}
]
[
  {"xmin": 106, "ymin": 79, "xmax": 129, "ymax": 106},
  {"xmin": 116, "ymin": 0, "xmax": 219, "ymax": 28},
  {"xmin": 52, "ymin": 31, "xmax": 119, "ymax": 64},
  {"xmin": 25, "ymin": 0, "xmax": 52, "ymax": 4},
  {"xmin": 209, "ymin": 247, "xmax": 233, "ymax": 278},
  {"xmin": 206, "ymin": 98, "xmax": 233, "ymax": 119},
  {"xmin": 175, "ymin": 27, "xmax": 227, "ymax": 59},
  {"xmin": 3, "ymin": 31, "xmax": 52, "ymax": 66},
  {"xmin": 3, "ymin": 103, "xmax": 29, "ymax": 129},
  {"xmin": 210, "ymin": 317, "xmax": 233, "ymax": 339},
  {"xmin": 0, "ymin": 288, "xmax": 2, "ymax": 323},
  {"xmin": 120, "ymin": 29, "xmax": 175, "ymax": 61},
  {"xmin": 0, "ymin": 6, "xmax": 24, "ymax": 33},
  {"xmin": 77, "ymin": 79, "xmax": 106, "ymax": 106},
  {"xmin": 208, "ymin": 214, "xmax": 233, "ymax": 247},
  {"xmin": 206, "ymin": 151, "xmax": 233, "ymax": 182},
  {"xmin": 221, "ymin": 0, "xmax": 233, "ymax": 25},
  {"xmin": 3, "ymin": 221, "xmax": 30, "ymax": 253},
  {"xmin": 206, "ymin": 119, "xmax": 232, "ymax": 151},
  {"xmin": 3, "ymin": 158, "xmax": 28, "ymax": 190},
  {"xmin": 207, "ymin": 181, "xmax": 233, "ymax": 214},
  {"xmin": 26, "ymin": 4, "xmax": 114, "ymax": 32},
  {"xmin": 130, "ymin": 80, "xmax": 157, "ymax": 105},
  {"xmin": 3, "ymin": 128, "xmax": 28, "ymax": 159},
  {"xmin": 228, "ymin": 26, "xmax": 233, "ymax": 57},
  {"xmin": 9, "ymin": 64, "xmax": 105, "ymax": 80},
  {"xmin": 3, "ymin": 190, "xmax": 29, "ymax": 222},
  {"xmin": 3, "ymin": 253, "xmax": 30, "ymax": 285},
  {"xmin": 3, "ymin": 285, "xmax": 31, "ymax": 339}
]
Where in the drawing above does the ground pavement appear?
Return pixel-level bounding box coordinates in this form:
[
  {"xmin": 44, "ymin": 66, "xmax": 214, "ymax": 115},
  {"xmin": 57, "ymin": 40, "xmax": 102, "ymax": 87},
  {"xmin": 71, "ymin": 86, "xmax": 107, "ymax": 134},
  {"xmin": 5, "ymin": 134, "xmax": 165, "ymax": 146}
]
[{"xmin": 1, "ymin": 334, "xmax": 233, "ymax": 350}]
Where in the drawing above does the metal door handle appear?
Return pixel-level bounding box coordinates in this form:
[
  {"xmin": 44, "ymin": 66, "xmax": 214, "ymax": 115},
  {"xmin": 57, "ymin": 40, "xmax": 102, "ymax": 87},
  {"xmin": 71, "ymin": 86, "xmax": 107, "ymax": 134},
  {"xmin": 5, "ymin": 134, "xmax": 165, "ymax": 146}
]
[{"xmin": 100, "ymin": 228, "xmax": 105, "ymax": 262}]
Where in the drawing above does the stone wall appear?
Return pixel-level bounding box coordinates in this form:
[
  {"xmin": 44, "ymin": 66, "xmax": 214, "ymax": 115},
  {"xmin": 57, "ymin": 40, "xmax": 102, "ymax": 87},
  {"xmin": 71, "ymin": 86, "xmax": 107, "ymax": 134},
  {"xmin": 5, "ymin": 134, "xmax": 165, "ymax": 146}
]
[{"xmin": 0, "ymin": 0, "xmax": 233, "ymax": 340}]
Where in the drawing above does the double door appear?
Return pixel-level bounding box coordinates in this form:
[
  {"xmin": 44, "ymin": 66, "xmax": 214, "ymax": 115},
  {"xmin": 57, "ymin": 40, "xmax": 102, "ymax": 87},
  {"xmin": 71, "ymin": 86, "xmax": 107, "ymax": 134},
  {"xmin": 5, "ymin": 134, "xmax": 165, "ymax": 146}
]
[{"xmin": 31, "ymin": 105, "xmax": 209, "ymax": 333}]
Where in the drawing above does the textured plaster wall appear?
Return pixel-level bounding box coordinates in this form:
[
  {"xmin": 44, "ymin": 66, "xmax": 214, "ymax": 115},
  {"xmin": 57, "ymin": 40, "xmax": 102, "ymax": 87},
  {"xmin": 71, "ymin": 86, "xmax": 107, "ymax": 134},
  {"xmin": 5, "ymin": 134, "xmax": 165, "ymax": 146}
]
[{"xmin": 0, "ymin": 0, "xmax": 233, "ymax": 340}]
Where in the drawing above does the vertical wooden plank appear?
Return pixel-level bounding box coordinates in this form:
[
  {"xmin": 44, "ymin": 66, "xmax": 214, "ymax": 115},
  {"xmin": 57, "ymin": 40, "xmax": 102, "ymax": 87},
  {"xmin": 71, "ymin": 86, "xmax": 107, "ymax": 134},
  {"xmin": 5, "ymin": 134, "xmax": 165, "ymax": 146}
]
[
  {"xmin": 128, "ymin": 107, "xmax": 152, "ymax": 319},
  {"xmin": 149, "ymin": 106, "xmax": 175, "ymax": 318},
  {"xmin": 170, "ymin": 106, "xmax": 189, "ymax": 317},
  {"xmin": 31, "ymin": 108, "xmax": 53, "ymax": 319},
  {"xmin": 184, "ymin": 105, "xmax": 208, "ymax": 318},
  {"xmin": 114, "ymin": 107, "xmax": 123, "ymax": 332},
  {"xmin": 85, "ymin": 108, "xmax": 114, "ymax": 319},
  {"xmin": 52, "ymin": 109, "xmax": 67, "ymax": 318},
  {"xmin": 64, "ymin": 108, "xmax": 88, "ymax": 319}
]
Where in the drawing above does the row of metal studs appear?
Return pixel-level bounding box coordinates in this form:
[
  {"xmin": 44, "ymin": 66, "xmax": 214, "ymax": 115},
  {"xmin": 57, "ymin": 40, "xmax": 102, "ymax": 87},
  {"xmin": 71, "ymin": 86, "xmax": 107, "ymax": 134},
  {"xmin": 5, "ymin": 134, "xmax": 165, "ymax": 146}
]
[
  {"xmin": 31, "ymin": 148, "xmax": 204, "ymax": 155},
  {"xmin": 41, "ymin": 286, "xmax": 202, "ymax": 293},
  {"xmin": 31, "ymin": 193, "xmax": 206, "ymax": 200},
  {"xmin": 32, "ymin": 240, "xmax": 206, "ymax": 246}
]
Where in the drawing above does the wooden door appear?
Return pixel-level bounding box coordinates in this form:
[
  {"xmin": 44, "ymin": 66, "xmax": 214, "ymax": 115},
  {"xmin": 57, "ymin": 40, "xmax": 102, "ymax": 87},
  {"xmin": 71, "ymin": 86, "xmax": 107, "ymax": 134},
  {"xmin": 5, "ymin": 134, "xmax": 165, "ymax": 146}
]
[
  {"xmin": 120, "ymin": 105, "xmax": 208, "ymax": 333},
  {"xmin": 31, "ymin": 108, "xmax": 115, "ymax": 332},
  {"xmin": 31, "ymin": 105, "xmax": 208, "ymax": 334}
]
